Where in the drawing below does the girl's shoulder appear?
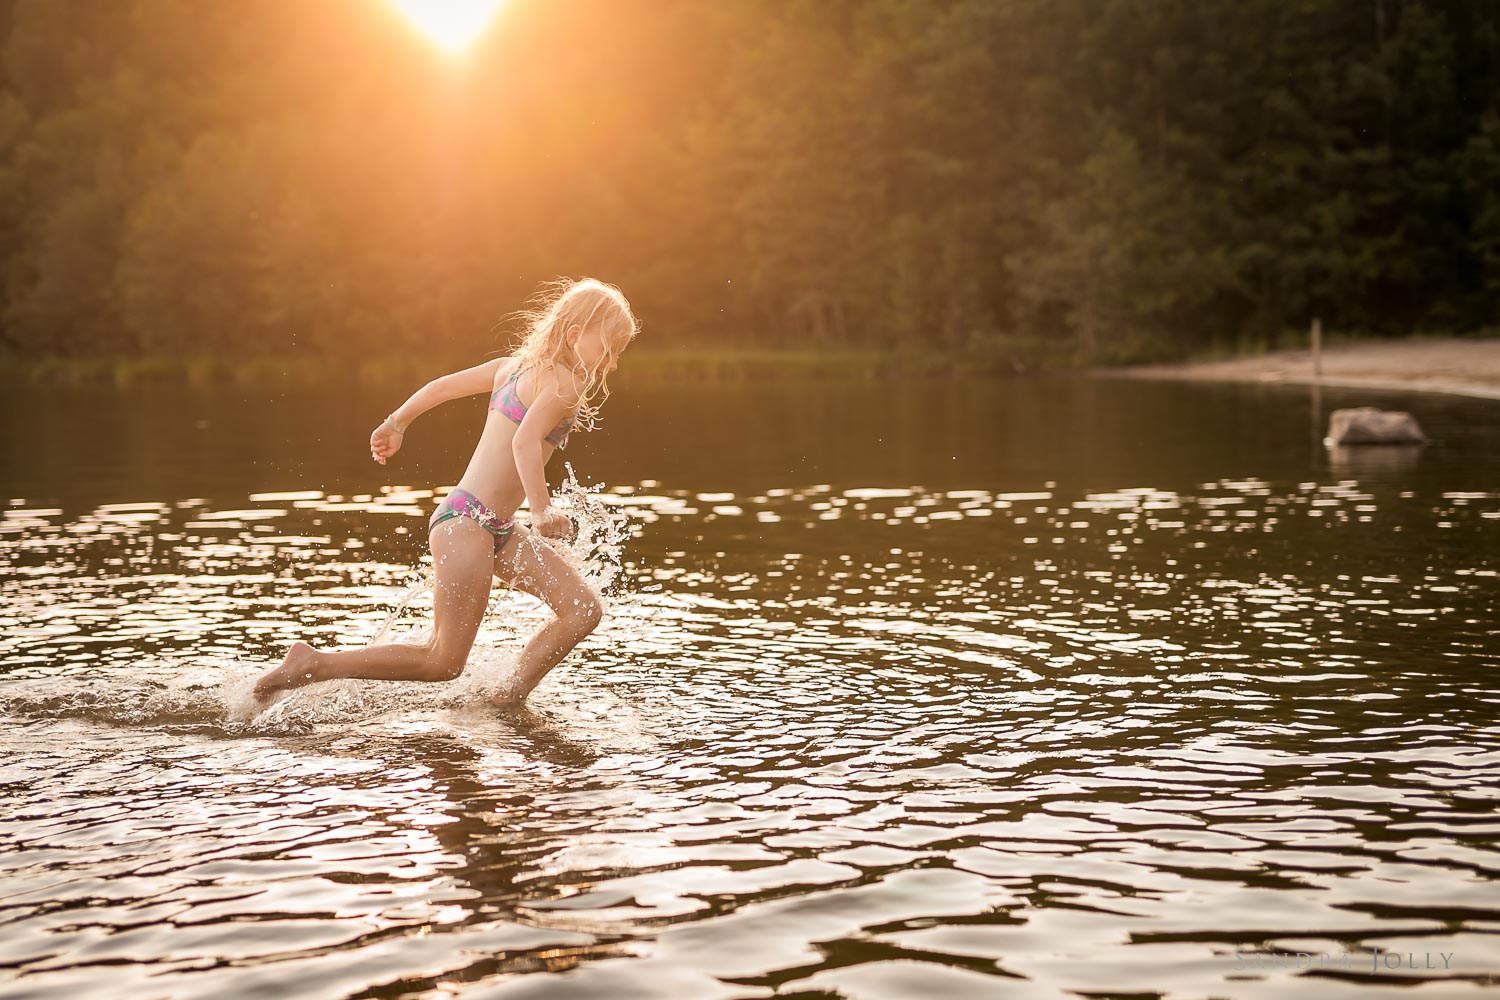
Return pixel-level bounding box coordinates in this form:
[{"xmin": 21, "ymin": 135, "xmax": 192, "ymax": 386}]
[{"xmin": 493, "ymin": 355, "xmax": 524, "ymax": 389}]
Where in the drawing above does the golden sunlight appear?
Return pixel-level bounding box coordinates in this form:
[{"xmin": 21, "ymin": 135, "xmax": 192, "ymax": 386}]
[{"xmin": 388, "ymin": 0, "xmax": 506, "ymax": 53}]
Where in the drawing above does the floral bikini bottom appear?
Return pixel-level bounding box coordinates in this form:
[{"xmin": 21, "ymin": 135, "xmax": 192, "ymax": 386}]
[{"xmin": 428, "ymin": 487, "xmax": 516, "ymax": 555}]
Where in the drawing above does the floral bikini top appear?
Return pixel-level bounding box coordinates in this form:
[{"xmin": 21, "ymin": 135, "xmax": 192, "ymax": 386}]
[{"xmin": 489, "ymin": 363, "xmax": 575, "ymax": 449}]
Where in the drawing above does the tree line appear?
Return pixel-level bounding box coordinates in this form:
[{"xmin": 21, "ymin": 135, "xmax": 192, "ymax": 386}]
[{"xmin": 2, "ymin": 0, "xmax": 1497, "ymax": 370}]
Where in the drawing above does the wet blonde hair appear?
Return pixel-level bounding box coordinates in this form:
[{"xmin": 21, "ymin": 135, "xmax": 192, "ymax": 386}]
[{"xmin": 496, "ymin": 277, "xmax": 639, "ymax": 433}]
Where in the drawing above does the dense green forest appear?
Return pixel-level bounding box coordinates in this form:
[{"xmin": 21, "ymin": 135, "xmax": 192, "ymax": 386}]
[{"xmin": 2, "ymin": 0, "xmax": 1498, "ymax": 373}]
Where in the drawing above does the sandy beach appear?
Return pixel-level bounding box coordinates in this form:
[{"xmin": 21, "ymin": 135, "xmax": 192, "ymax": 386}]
[{"xmin": 1090, "ymin": 335, "xmax": 1500, "ymax": 401}]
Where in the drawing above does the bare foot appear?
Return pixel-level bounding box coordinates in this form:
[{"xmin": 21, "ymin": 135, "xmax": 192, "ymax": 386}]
[{"xmin": 253, "ymin": 641, "xmax": 321, "ymax": 702}]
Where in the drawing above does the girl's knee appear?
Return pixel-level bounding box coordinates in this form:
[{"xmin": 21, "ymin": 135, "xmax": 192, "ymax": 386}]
[
  {"xmin": 562, "ymin": 594, "xmax": 603, "ymax": 632},
  {"xmin": 422, "ymin": 645, "xmax": 469, "ymax": 681}
]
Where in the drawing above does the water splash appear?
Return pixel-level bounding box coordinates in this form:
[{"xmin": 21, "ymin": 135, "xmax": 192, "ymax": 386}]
[
  {"xmin": 528, "ymin": 461, "xmax": 637, "ymax": 600},
  {"xmin": 370, "ymin": 567, "xmax": 436, "ymax": 646}
]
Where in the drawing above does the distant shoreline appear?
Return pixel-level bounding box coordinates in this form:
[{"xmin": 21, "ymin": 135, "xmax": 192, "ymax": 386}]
[
  {"xmin": 1089, "ymin": 335, "xmax": 1500, "ymax": 402},
  {"xmin": 0, "ymin": 348, "xmax": 926, "ymax": 388}
]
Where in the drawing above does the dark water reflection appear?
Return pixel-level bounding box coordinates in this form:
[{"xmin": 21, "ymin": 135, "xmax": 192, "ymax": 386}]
[{"xmin": 2, "ymin": 372, "xmax": 1498, "ymax": 997}]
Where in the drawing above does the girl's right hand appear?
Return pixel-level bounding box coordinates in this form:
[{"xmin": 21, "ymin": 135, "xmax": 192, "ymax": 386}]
[
  {"xmin": 370, "ymin": 424, "xmax": 403, "ymax": 465},
  {"xmin": 534, "ymin": 507, "xmax": 576, "ymax": 541}
]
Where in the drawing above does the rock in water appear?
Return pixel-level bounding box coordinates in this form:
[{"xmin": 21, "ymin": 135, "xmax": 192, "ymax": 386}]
[{"xmin": 1324, "ymin": 407, "xmax": 1429, "ymax": 446}]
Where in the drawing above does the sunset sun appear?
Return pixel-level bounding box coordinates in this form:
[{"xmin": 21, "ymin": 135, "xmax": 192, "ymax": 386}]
[{"xmin": 388, "ymin": 0, "xmax": 506, "ymax": 53}]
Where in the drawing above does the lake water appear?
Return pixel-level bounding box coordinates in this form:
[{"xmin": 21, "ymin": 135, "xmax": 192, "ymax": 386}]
[{"xmin": 2, "ymin": 372, "xmax": 1498, "ymax": 998}]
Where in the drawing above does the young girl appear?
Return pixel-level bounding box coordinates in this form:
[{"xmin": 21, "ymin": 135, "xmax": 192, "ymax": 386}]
[{"xmin": 253, "ymin": 277, "xmax": 639, "ymax": 707}]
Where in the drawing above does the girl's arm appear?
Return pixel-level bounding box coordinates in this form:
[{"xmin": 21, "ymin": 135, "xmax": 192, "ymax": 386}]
[
  {"xmin": 389, "ymin": 357, "xmax": 509, "ymax": 427},
  {"xmin": 511, "ymin": 366, "xmax": 580, "ymax": 531},
  {"xmin": 371, "ymin": 357, "xmax": 510, "ymax": 465}
]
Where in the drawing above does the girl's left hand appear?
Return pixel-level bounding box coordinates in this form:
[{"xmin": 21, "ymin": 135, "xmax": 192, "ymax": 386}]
[{"xmin": 370, "ymin": 424, "xmax": 403, "ymax": 465}]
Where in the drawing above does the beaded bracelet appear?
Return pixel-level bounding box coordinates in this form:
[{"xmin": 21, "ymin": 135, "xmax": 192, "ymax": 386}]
[{"xmin": 383, "ymin": 413, "xmax": 407, "ymax": 434}]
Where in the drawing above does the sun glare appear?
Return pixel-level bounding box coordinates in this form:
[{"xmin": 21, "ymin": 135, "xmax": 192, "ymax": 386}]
[{"xmin": 388, "ymin": 0, "xmax": 506, "ymax": 53}]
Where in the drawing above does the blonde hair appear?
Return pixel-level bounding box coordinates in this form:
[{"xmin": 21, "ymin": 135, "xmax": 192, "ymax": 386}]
[{"xmin": 495, "ymin": 277, "xmax": 639, "ymax": 433}]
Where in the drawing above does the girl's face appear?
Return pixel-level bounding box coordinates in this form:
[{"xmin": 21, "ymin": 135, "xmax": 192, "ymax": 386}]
[{"xmin": 573, "ymin": 324, "xmax": 626, "ymax": 378}]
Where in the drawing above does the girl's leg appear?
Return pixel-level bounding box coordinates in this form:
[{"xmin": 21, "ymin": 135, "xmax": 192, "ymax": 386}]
[
  {"xmin": 253, "ymin": 518, "xmax": 495, "ymax": 700},
  {"xmin": 489, "ymin": 524, "xmax": 603, "ymax": 705}
]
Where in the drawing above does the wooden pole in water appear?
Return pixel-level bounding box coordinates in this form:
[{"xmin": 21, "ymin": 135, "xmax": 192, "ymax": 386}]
[{"xmin": 1310, "ymin": 317, "xmax": 1324, "ymax": 454}]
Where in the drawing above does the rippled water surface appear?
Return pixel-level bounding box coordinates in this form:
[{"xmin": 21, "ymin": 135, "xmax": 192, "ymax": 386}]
[{"xmin": 2, "ymin": 373, "xmax": 1499, "ymax": 998}]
